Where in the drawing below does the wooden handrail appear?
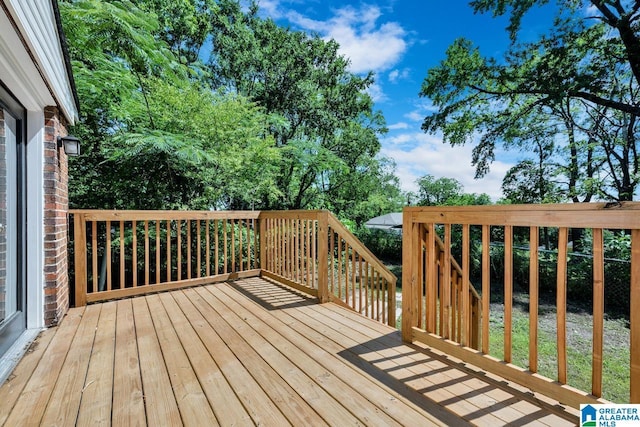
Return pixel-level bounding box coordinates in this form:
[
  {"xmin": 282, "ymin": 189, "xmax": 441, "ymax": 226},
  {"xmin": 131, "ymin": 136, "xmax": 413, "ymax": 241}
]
[
  {"xmin": 70, "ymin": 209, "xmax": 396, "ymax": 327},
  {"xmin": 327, "ymin": 212, "xmax": 397, "ymax": 326},
  {"xmin": 327, "ymin": 212, "xmax": 397, "ymax": 284},
  {"xmin": 402, "ymin": 202, "xmax": 640, "ymax": 408}
]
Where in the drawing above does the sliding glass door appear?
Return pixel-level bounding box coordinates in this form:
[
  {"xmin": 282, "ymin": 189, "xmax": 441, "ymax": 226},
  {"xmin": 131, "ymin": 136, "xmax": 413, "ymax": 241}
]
[{"xmin": 0, "ymin": 84, "xmax": 26, "ymax": 356}]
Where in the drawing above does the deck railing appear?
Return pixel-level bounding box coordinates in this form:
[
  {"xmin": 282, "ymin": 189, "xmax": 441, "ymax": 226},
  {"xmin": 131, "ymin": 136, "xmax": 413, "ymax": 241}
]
[
  {"xmin": 402, "ymin": 203, "xmax": 640, "ymax": 408},
  {"xmin": 70, "ymin": 210, "xmax": 396, "ymax": 326},
  {"xmin": 428, "ymin": 228, "xmax": 482, "ymax": 349},
  {"xmin": 258, "ymin": 211, "xmax": 396, "ymax": 326}
]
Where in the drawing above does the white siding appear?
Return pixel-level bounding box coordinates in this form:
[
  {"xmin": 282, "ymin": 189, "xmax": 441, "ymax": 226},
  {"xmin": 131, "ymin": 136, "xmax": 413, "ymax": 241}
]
[{"xmin": 3, "ymin": 0, "xmax": 77, "ymax": 124}]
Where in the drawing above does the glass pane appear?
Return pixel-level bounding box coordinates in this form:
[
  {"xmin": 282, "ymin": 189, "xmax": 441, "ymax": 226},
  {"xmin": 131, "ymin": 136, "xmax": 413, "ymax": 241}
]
[{"xmin": 0, "ymin": 109, "xmax": 17, "ymax": 325}]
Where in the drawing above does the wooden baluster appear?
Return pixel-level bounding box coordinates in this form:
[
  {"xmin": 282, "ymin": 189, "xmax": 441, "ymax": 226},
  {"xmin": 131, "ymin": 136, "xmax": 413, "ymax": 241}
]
[
  {"xmin": 187, "ymin": 219, "xmax": 192, "ymax": 279},
  {"xmin": 106, "ymin": 220, "xmax": 112, "ymax": 291},
  {"xmin": 247, "ymin": 218, "xmax": 252, "ymax": 270},
  {"xmin": 442, "ymin": 224, "xmax": 451, "ymax": 339},
  {"xmin": 91, "ymin": 221, "xmax": 97, "ymax": 294},
  {"xmin": 120, "ymin": 221, "xmax": 125, "ymax": 288},
  {"xmin": 238, "ymin": 219, "xmax": 244, "ymax": 272},
  {"xmin": 231, "ymin": 219, "xmax": 236, "ymax": 273},
  {"xmin": 312, "ymin": 220, "xmax": 317, "ymax": 288},
  {"xmin": 329, "ymin": 229, "xmax": 335, "ymax": 293},
  {"xmin": 504, "ymin": 225, "xmax": 513, "ymax": 363},
  {"xmin": 144, "ymin": 221, "xmax": 149, "ymax": 285},
  {"xmin": 462, "ymin": 224, "xmax": 470, "ymax": 347},
  {"xmin": 351, "ymin": 245, "xmax": 356, "ymax": 308},
  {"xmin": 592, "ymin": 228, "xmax": 604, "ymax": 397},
  {"xmin": 556, "ymin": 227, "xmax": 568, "ymax": 384},
  {"xmin": 176, "ymin": 219, "xmax": 182, "ymax": 281},
  {"xmin": 132, "ymin": 220, "xmax": 137, "ymax": 287},
  {"xmin": 317, "ymin": 212, "xmax": 329, "ymax": 303},
  {"xmin": 156, "ymin": 220, "xmax": 160, "ymax": 284},
  {"xmin": 214, "ymin": 219, "xmax": 219, "ymax": 275},
  {"xmin": 364, "ymin": 261, "xmax": 369, "ymax": 317},
  {"xmin": 197, "ymin": 220, "xmax": 201, "ymax": 278},
  {"xmin": 223, "ymin": 219, "xmax": 228, "ymax": 274},
  {"xmin": 337, "ymin": 238, "xmax": 343, "ymax": 301},
  {"xmin": 426, "ymin": 223, "xmax": 437, "ymax": 335},
  {"xmin": 253, "ymin": 217, "xmax": 258, "ymax": 270},
  {"xmin": 482, "ymin": 224, "xmax": 490, "ymax": 354},
  {"xmin": 206, "ymin": 219, "xmax": 210, "ymax": 277},
  {"xmin": 358, "ymin": 254, "xmax": 364, "ymax": 313},
  {"xmin": 529, "ymin": 226, "xmax": 539, "ymax": 373},
  {"xmin": 166, "ymin": 220, "xmax": 171, "ymax": 282}
]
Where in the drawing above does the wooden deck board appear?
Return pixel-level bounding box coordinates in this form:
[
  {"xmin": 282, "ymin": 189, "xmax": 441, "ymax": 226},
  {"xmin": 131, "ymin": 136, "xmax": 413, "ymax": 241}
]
[
  {"xmin": 3, "ymin": 307, "xmax": 84, "ymax": 426},
  {"xmin": 131, "ymin": 296, "xmax": 182, "ymax": 426},
  {"xmin": 175, "ymin": 288, "xmax": 291, "ymax": 426},
  {"xmin": 207, "ymin": 285, "xmax": 405, "ymax": 426},
  {"xmin": 187, "ymin": 286, "xmax": 326, "ymax": 426},
  {"xmin": 40, "ymin": 303, "xmax": 101, "ymax": 426},
  {"xmin": 0, "ymin": 277, "xmax": 580, "ymax": 426},
  {"xmin": 0, "ymin": 326, "xmax": 56, "ymax": 426},
  {"xmin": 111, "ymin": 299, "xmax": 145, "ymax": 426},
  {"xmin": 216, "ymin": 281, "xmax": 450, "ymax": 426},
  {"xmin": 76, "ymin": 301, "xmax": 117, "ymax": 425},
  {"xmin": 146, "ymin": 294, "xmax": 219, "ymax": 426}
]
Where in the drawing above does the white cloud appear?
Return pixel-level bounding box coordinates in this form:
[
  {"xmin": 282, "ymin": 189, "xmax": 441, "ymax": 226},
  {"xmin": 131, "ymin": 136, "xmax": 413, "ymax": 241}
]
[
  {"xmin": 404, "ymin": 100, "xmax": 440, "ymax": 122},
  {"xmin": 381, "ymin": 132, "xmax": 511, "ymax": 200},
  {"xmin": 388, "ymin": 68, "xmax": 410, "ymax": 83},
  {"xmin": 366, "ymin": 82, "xmax": 388, "ymax": 103},
  {"xmin": 387, "ymin": 122, "xmax": 409, "ymax": 130},
  {"xmin": 256, "ymin": 0, "xmax": 283, "ymax": 17},
  {"xmin": 286, "ymin": 5, "xmax": 407, "ymax": 74},
  {"xmin": 404, "ymin": 111, "xmax": 424, "ymax": 122}
]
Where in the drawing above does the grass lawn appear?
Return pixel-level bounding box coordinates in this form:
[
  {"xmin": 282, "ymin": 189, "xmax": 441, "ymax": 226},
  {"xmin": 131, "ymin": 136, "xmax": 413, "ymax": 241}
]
[{"xmin": 486, "ymin": 292, "xmax": 629, "ymax": 403}]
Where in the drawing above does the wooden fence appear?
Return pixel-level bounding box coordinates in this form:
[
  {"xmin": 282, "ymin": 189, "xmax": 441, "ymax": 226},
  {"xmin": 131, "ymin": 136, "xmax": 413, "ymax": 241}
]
[
  {"xmin": 402, "ymin": 202, "xmax": 640, "ymax": 408},
  {"xmin": 70, "ymin": 210, "xmax": 396, "ymax": 326}
]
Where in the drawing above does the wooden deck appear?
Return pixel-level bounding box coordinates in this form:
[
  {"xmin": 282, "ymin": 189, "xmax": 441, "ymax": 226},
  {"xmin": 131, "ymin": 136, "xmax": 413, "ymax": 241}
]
[{"xmin": 0, "ymin": 278, "xmax": 578, "ymax": 426}]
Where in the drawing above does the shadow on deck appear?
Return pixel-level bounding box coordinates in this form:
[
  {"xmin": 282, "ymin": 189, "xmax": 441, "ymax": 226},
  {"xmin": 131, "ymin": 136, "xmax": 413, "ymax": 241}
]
[{"xmin": 0, "ymin": 277, "xmax": 578, "ymax": 426}]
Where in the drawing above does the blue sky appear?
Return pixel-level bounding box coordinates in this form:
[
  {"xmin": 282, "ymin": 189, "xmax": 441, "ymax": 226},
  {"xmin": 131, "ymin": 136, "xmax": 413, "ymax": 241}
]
[{"xmin": 253, "ymin": 0, "xmax": 560, "ymax": 200}]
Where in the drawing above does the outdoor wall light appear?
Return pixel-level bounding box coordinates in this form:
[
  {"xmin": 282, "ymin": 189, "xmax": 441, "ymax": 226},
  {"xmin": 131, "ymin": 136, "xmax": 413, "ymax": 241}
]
[{"xmin": 57, "ymin": 135, "xmax": 81, "ymax": 156}]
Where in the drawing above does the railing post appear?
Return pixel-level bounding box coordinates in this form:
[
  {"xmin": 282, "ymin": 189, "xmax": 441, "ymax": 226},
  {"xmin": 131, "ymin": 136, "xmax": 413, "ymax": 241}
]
[
  {"xmin": 402, "ymin": 208, "xmax": 418, "ymax": 342},
  {"xmin": 73, "ymin": 212, "xmax": 87, "ymax": 307},
  {"xmin": 317, "ymin": 211, "xmax": 329, "ymax": 303}
]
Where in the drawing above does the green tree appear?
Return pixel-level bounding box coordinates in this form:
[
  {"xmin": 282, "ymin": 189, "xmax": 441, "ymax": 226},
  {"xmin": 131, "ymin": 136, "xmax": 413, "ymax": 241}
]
[
  {"xmin": 416, "ymin": 174, "xmax": 491, "ymax": 206},
  {"xmin": 209, "ymin": 0, "xmax": 393, "ymax": 217},
  {"xmin": 420, "ymin": 1, "xmax": 639, "ymax": 202},
  {"xmin": 61, "ymin": 0, "xmax": 278, "ymax": 210}
]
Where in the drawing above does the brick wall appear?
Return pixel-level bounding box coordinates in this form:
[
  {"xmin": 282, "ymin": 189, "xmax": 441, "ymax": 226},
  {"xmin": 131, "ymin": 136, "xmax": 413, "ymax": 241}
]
[{"xmin": 43, "ymin": 106, "xmax": 69, "ymax": 326}]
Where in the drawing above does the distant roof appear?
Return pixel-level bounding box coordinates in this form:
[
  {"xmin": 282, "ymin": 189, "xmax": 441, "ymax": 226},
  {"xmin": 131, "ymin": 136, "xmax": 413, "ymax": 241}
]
[{"xmin": 364, "ymin": 212, "xmax": 403, "ymax": 230}]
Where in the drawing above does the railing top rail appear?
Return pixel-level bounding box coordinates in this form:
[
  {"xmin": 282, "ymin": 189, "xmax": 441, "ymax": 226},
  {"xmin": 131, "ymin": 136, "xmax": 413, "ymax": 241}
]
[
  {"xmin": 69, "ymin": 210, "xmax": 262, "ymax": 221},
  {"xmin": 405, "ymin": 202, "xmax": 640, "ymax": 229},
  {"xmin": 258, "ymin": 210, "xmax": 327, "ymax": 220}
]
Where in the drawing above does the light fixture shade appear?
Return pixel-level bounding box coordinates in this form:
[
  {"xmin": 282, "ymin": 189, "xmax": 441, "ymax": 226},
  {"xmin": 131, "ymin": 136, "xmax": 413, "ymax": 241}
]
[{"xmin": 57, "ymin": 135, "xmax": 81, "ymax": 156}]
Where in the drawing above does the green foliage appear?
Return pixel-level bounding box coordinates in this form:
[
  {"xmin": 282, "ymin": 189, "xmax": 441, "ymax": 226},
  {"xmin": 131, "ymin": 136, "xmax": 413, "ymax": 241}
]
[
  {"xmin": 62, "ymin": 0, "xmax": 281, "ymax": 210},
  {"xmin": 416, "ymin": 174, "xmax": 491, "ymax": 206},
  {"xmin": 209, "ymin": 1, "xmax": 399, "ymax": 216},
  {"xmin": 420, "ymin": 1, "xmax": 640, "ymax": 201},
  {"xmin": 62, "ymin": 0, "xmax": 402, "ymax": 221},
  {"xmin": 355, "ymin": 228, "xmax": 402, "ymax": 263}
]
